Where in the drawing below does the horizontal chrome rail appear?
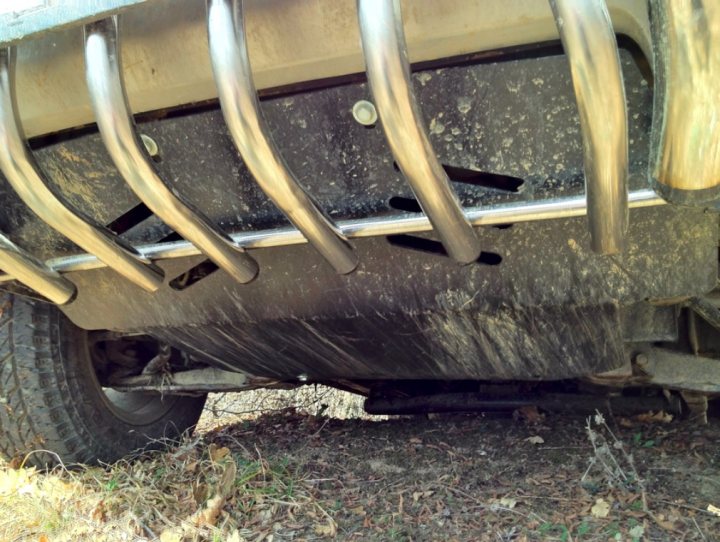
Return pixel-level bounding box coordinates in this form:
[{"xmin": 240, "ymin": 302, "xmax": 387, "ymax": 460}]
[
  {"xmin": 84, "ymin": 17, "xmax": 259, "ymax": 284},
  {"xmin": 550, "ymin": 0, "xmax": 629, "ymax": 254},
  {"xmin": 357, "ymin": 0, "xmax": 481, "ymax": 264},
  {"xmin": 0, "ymin": 189, "xmax": 666, "ymax": 284},
  {"xmin": 0, "ymin": 233, "xmax": 76, "ymax": 303},
  {"xmin": 207, "ymin": 0, "xmax": 357, "ymax": 275},
  {"xmin": 0, "ymin": 46, "xmax": 164, "ymax": 292}
]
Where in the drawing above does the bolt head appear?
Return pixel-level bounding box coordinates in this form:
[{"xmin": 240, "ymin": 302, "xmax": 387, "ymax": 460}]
[
  {"xmin": 140, "ymin": 133, "xmax": 160, "ymax": 157},
  {"xmin": 634, "ymin": 353, "xmax": 649, "ymax": 367},
  {"xmin": 352, "ymin": 100, "xmax": 378, "ymax": 126}
]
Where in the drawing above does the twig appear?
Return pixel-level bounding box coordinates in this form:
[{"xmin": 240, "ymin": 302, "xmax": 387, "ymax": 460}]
[{"xmin": 692, "ymin": 516, "xmax": 707, "ymax": 541}]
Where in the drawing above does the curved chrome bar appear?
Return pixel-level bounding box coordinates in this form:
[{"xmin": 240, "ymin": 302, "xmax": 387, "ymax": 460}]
[
  {"xmin": 84, "ymin": 17, "xmax": 259, "ymax": 284},
  {"xmin": 649, "ymin": 0, "xmax": 720, "ymax": 205},
  {"xmin": 0, "ymin": 233, "xmax": 76, "ymax": 304},
  {"xmin": 357, "ymin": 0, "xmax": 481, "ymax": 264},
  {"xmin": 0, "ymin": 47, "xmax": 163, "ymax": 292},
  {"xmin": 550, "ymin": 0, "xmax": 629, "ymax": 254},
  {"xmin": 0, "ymin": 189, "xmax": 666, "ymax": 282},
  {"xmin": 206, "ymin": 0, "xmax": 357, "ymax": 275}
]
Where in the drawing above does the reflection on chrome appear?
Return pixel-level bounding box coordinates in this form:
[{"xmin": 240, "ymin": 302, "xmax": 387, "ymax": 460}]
[
  {"xmin": 0, "ymin": 189, "xmax": 666, "ymax": 283},
  {"xmin": 649, "ymin": 0, "xmax": 720, "ymax": 205},
  {"xmin": 207, "ymin": 0, "xmax": 357, "ymax": 275},
  {"xmin": 84, "ymin": 17, "xmax": 259, "ymax": 284},
  {"xmin": 0, "ymin": 232, "xmax": 76, "ymax": 304},
  {"xmin": 357, "ymin": 0, "xmax": 481, "ymax": 264},
  {"xmin": 550, "ymin": 0, "xmax": 628, "ymax": 254},
  {"xmin": 0, "ymin": 46, "xmax": 164, "ymax": 292}
]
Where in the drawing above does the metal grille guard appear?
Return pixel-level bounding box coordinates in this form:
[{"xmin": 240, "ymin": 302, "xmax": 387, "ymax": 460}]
[{"xmin": 0, "ymin": 0, "xmax": 716, "ymax": 303}]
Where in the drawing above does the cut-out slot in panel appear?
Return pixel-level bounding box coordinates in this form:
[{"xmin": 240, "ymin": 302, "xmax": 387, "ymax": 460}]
[
  {"xmin": 388, "ymin": 196, "xmax": 423, "ymax": 213},
  {"xmin": 393, "ymin": 161, "xmax": 524, "ymax": 192},
  {"xmin": 169, "ymin": 259, "xmax": 220, "ymax": 290},
  {"xmin": 106, "ymin": 202, "xmax": 154, "ymax": 235},
  {"xmin": 159, "ymin": 231, "xmax": 184, "ymax": 243},
  {"xmin": 442, "ymin": 164, "xmax": 524, "ymax": 192},
  {"xmin": 387, "ymin": 234, "xmax": 502, "ymax": 265}
]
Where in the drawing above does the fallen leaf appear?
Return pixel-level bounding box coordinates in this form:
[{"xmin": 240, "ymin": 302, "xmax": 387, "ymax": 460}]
[
  {"xmin": 635, "ymin": 410, "xmax": 673, "ymax": 424},
  {"xmin": 219, "ymin": 459, "xmax": 238, "ymax": 496},
  {"xmin": 514, "ymin": 405, "xmax": 545, "ymax": 424},
  {"xmin": 349, "ymin": 505, "xmax": 366, "ymax": 516},
  {"xmin": 191, "ymin": 494, "xmax": 225, "ymax": 527},
  {"xmin": 208, "ymin": 444, "xmax": 230, "ymax": 463},
  {"xmin": 628, "ymin": 525, "xmax": 644, "ymax": 539},
  {"xmin": 314, "ymin": 520, "xmax": 337, "ymax": 537},
  {"xmin": 498, "ymin": 497, "xmax": 517, "ymax": 509},
  {"xmin": 591, "ymin": 498, "xmax": 610, "ymax": 518},
  {"xmin": 525, "ymin": 436, "xmax": 544, "ymax": 445},
  {"xmin": 159, "ymin": 529, "xmax": 183, "ymax": 542},
  {"xmin": 412, "ymin": 490, "xmax": 434, "ymax": 502},
  {"xmin": 227, "ymin": 531, "xmax": 244, "ymax": 542},
  {"xmin": 708, "ymin": 504, "xmax": 720, "ymax": 517},
  {"xmin": 91, "ymin": 500, "xmax": 106, "ymax": 523}
]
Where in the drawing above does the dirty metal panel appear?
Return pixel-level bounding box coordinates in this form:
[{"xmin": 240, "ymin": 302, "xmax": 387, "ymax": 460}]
[
  {"xmin": 148, "ymin": 303, "xmax": 625, "ymax": 380},
  {"xmin": 56, "ymin": 203, "xmax": 717, "ymax": 379},
  {"xmin": 2, "ymin": 47, "xmax": 714, "ymax": 380},
  {"xmin": 0, "ymin": 49, "xmax": 651, "ymax": 259}
]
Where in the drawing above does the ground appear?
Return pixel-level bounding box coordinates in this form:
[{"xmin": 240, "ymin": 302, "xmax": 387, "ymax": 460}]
[{"xmin": 0, "ymin": 387, "xmax": 718, "ymax": 541}]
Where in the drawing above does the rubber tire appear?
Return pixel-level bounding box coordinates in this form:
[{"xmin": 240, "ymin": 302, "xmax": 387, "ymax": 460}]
[{"xmin": 0, "ymin": 294, "xmax": 206, "ymax": 466}]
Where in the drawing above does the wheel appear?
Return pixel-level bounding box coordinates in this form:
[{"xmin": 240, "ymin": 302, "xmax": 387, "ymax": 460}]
[{"xmin": 0, "ymin": 294, "xmax": 206, "ymax": 466}]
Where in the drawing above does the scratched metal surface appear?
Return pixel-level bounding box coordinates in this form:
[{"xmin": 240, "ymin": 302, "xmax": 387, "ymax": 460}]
[
  {"xmin": 2, "ymin": 47, "xmax": 714, "ymax": 380},
  {"xmin": 0, "ymin": 48, "xmax": 651, "ymax": 258},
  {"xmin": 59, "ymin": 203, "xmax": 717, "ymax": 378}
]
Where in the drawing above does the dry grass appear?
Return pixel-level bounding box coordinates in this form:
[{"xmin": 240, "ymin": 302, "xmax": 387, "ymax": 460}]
[
  {"xmin": 197, "ymin": 386, "xmax": 384, "ymax": 431},
  {"xmin": 0, "ymin": 387, "xmax": 375, "ymax": 542},
  {"xmin": 1, "ymin": 388, "xmax": 718, "ymax": 541}
]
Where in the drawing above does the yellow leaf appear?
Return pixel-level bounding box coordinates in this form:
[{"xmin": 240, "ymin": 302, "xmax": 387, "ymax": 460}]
[
  {"xmin": 591, "ymin": 498, "xmax": 611, "ymax": 518},
  {"xmin": 708, "ymin": 504, "xmax": 720, "ymax": 517},
  {"xmin": 159, "ymin": 528, "xmax": 183, "ymax": 542},
  {"xmin": 349, "ymin": 505, "xmax": 366, "ymax": 516},
  {"xmin": 498, "ymin": 497, "xmax": 517, "ymax": 509},
  {"xmin": 208, "ymin": 444, "xmax": 230, "ymax": 463},
  {"xmin": 314, "ymin": 521, "xmax": 337, "ymax": 537}
]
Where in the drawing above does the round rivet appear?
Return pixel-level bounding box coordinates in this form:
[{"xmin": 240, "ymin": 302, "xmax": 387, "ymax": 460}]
[
  {"xmin": 140, "ymin": 133, "xmax": 160, "ymax": 157},
  {"xmin": 352, "ymin": 100, "xmax": 378, "ymax": 126}
]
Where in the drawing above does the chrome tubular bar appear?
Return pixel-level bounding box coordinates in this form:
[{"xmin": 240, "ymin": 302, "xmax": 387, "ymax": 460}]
[
  {"xmin": 84, "ymin": 17, "xmax": 259, "ymax": 284},
  {"xmin": 649, "ymin": 0, "xmax": 720, "ymax": 205},
  {"xmin": 0, "ymin": 233, "xmax": 76, "ymax": 304},
  {"xmin": 0, "ymin": 189, "xmax": 665, "ymax": 284},
  {"xmin": 207, "ymin": 0, "xmax": 358, "ymax": 275},
  {"xmin": 0, "ymin": 47, "xmax": 164, "ymax": 292},
  {"xmin": 356, "ymin": 0, "xmax": 481, "ymax": 264},
  {"xmin": 550, "ymin": 0, "xmax": 629, "ymax": 255}
]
